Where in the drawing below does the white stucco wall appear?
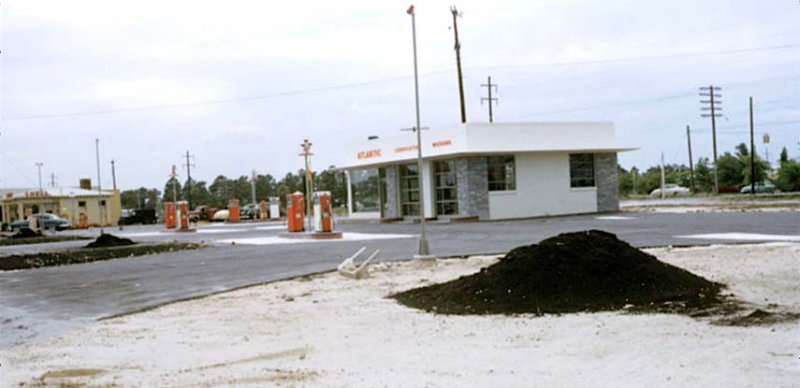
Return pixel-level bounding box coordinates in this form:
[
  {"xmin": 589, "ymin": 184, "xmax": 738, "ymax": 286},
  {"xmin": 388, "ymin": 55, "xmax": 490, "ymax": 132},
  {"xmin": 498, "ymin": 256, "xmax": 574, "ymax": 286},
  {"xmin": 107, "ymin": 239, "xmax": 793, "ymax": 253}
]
[{"xmin": 488, "ymin": 152, "xmax": 597, "ymax": 220}]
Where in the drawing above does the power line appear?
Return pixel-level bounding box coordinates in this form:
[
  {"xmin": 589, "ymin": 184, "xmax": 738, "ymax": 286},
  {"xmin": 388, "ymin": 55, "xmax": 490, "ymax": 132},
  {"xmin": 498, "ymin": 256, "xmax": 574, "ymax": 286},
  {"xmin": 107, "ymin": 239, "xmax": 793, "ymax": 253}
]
[
  {"xmin": 4, "ymin": 43, "xmax": 798, "ymax": 122},
  {"xmin": 691, "ymin": 120, "xmax": 798, "ymax": 132},
  {"xmin": 465, "ymin": 43, "xmax": 800, "ymax": 72}
]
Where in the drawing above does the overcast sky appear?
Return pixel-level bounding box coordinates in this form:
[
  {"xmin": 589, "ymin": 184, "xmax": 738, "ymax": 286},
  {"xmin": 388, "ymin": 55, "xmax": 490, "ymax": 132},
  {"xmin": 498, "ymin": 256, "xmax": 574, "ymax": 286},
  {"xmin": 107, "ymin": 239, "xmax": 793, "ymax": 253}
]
[{"xmin": 1, "ymin": 0, "xmax": 798, "ymax": 190}]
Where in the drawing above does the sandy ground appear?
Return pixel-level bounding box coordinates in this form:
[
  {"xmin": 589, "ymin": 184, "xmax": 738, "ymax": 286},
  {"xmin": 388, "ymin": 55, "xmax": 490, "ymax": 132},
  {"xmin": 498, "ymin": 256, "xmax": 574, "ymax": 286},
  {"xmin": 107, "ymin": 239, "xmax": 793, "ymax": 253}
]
[
  {"xmin": 621, "ymin": 197, "xmax": 800, "ymax": 213},
  {"xmin": 1, "ymin": 243, "xmax": 799, "ymax": 387}
]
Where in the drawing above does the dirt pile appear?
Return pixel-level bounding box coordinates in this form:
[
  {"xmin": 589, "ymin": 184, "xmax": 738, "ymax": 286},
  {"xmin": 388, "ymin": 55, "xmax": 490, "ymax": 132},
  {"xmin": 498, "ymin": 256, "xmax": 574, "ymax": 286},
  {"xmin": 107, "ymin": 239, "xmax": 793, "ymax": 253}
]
[
  {"xmin": 84, "ymin": 233, "xmax": 136, "ymax": 249},
  {"xmin": 392, "ymin": 230, "xmax": 723, "ymax": 315},
  {"xmin": 10, "ymin": 229, "xmax": 43, "ymax": 239}
]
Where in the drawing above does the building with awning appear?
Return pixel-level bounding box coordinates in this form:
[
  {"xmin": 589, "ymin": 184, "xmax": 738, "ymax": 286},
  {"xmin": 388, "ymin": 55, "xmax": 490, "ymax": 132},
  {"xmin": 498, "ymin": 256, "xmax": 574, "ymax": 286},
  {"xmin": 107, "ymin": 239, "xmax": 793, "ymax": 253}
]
[
  {"xmin": 340, "ymin": 122, "xmax": 635, "ymax": 221},
  {"xmin": 0, "ymin": 179, "xmax": 121, "ymax": 227}
]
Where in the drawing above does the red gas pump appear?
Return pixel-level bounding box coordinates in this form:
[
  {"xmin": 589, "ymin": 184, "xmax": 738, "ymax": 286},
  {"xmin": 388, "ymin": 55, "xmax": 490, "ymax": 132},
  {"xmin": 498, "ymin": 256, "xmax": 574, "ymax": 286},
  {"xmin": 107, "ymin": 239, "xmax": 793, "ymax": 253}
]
[
  {"xmin": 164, "ymin": 202, "xmax": 176, "ymax": 229},
  {"xmin": 228, "ymin": 199, "xmax": 240, "ymax": 223},
  {"xmin": 286, "ymin": 192, "xmax": 305, "ymax": 232},
  {"xmin": 178, "ymin": 201, "xmax": 190, "ymax": 231},
  {"xmin": 313, "ymin": 191, "xmax": 333, "ymax": 232}
]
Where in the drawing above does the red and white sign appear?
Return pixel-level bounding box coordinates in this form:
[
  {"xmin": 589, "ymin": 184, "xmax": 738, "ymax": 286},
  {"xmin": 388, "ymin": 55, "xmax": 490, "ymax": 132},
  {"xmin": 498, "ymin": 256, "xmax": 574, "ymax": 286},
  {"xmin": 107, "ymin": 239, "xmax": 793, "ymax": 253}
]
[{"xmin": 357, "ymin": 149, "xmax": 382, "ymax": 160}]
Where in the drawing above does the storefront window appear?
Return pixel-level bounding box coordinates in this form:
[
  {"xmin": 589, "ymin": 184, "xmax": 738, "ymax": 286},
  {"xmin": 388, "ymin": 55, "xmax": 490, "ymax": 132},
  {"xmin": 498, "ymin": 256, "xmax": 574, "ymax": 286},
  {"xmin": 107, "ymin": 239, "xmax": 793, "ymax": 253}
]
[
  {"xmin": 434, "ymin": 160, "xmax": 458, "ymax": 215},
  {"xmin": 488, "ymin": 156, "xmax": 516, "ymax": 191},
  {"xmin": 569, "ymin": 153, "xmax": 595, "ymax": 187},
  {"xmin": 399, "ymin": 164, "xmax": 420, "ymax": 216},
  {"xmin": 350, "ymin": 168, "xmax": 380, "ymax": 212}
]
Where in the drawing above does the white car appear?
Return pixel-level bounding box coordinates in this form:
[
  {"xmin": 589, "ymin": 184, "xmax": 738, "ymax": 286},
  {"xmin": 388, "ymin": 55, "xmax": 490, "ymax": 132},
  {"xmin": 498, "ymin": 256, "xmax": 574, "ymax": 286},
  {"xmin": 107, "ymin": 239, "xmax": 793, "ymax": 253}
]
[
  {"xmin": 211, "ymin": 209, "xmax": 229, "ymax": 221},
  {"xmin": 650, "ymin": 184, "xmax": 690, "ymax": 197}
]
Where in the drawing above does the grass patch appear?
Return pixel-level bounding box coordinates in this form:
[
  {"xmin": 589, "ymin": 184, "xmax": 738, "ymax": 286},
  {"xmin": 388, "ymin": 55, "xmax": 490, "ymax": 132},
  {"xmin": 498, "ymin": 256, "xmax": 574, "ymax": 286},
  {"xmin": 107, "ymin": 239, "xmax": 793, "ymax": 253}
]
[
  {"xmin": 0, "ymin": 242, "xmax": 204, "ymax": 271},
  {"xmin": 0, "ymin": 235, "xmax": 91, "ymax": 247}
]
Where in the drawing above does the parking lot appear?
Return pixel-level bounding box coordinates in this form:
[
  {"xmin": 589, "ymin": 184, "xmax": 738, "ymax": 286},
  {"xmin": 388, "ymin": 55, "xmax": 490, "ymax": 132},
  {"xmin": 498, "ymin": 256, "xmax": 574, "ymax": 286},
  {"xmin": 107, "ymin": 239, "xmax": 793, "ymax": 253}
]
[{"xmin": 1, "ymin": 210, "xmax": 799, "ymax": 347}]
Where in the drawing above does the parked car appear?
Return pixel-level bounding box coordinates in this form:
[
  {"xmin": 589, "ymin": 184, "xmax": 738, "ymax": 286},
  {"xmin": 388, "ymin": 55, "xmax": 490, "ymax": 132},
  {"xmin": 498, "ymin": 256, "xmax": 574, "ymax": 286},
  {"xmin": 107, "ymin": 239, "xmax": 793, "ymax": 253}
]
[
  {"xmin": 740, "ymin": 182, "xmax": 777, "ymax": 194},
  {"xmin": 239, "ymin": 203, "xmax": 259, "ymax": 220},
  {"xmin": 211, "ymin": 209, "xmax": 229, "ymax": 222},
  {"xmin": 189, "ymin": 206, "xmax": 218, "ymax": 222},
  {"xmin": 10, "ymin": 214, "xmax": 71, "ymax": 231},
  {"xmin": 649, "ymin": 184, "xmax": 691, "ymax": 197},
  {"xmin": 118, "ymin": 208, "xmax": 157, "ymax": 225}
]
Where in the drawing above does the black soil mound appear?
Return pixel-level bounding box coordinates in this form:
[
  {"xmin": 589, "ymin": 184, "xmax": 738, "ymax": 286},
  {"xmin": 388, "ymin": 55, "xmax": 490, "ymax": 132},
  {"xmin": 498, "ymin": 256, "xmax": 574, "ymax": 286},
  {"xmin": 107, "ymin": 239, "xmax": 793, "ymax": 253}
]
[
  {"xmin": 85, "ymin": 233, "xmax": 136, "ymax": 248},
  {"xmin": 392, "ymin": 230, "xmax": 723, "ymax": 315},
  {"xmin": 10, "ymin": 229, "xmax": 43, "ymax": 239}
]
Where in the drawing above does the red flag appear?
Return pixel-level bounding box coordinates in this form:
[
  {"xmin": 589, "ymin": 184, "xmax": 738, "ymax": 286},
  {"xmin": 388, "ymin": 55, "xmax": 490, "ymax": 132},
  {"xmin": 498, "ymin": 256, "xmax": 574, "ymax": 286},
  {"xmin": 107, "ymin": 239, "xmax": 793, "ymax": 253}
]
[{"xmin": 407, "ymin": 5, "xmax": 414, "ymax": 15}]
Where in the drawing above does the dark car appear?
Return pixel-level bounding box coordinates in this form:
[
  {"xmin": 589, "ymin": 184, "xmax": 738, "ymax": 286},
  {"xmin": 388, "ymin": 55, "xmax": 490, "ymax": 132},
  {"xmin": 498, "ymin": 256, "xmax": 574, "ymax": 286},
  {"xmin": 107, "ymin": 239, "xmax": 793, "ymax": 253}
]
[
  {"xmin": 118, "ymin": 209, "xmax": 157, "ymax": 225},
  {"xmin": 10, "ymin": 214, "xmax": 72, "ymax": 231},
  {"xmin": 740, "ymin": 182, "xmax": 777, "ymax": 194}
]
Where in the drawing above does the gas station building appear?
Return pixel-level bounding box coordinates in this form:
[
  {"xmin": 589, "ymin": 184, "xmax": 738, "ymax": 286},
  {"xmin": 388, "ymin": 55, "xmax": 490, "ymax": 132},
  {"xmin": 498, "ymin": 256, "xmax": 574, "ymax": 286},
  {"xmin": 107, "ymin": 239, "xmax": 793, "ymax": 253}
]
[
  {"xmin": 341, "ymin": 122, "xmax": 634, "ymax": 221},
  {"xmin": 0, "ymin": 179, "xmax": 121, "ymax": 227}
]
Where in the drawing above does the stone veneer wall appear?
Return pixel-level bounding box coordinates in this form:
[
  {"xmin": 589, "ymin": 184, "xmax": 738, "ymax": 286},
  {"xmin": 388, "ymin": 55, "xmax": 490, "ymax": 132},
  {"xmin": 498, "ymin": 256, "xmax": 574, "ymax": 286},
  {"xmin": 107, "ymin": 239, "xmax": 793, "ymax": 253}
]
[
  {"xmin": 455, "ymin": 157, "xmax": 490, "ymax": 220},
  {"xmin": 594, "ymin": 153, "xmax": 619, "ymax": 212},
  {"xmin": 383, "ymin": 166, "xmax": 400, "ymax": 218}
]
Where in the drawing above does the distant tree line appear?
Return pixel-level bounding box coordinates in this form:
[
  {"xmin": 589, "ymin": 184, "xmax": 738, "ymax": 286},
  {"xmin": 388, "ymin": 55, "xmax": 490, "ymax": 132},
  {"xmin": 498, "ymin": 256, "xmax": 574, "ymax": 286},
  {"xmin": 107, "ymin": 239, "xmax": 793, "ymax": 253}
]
[
  {"xmin": 618, "ymin": 144, "xmax": 800, "ymax": 196},
  {"xmin": 120, "ymin": 166, "xmax": 348, "ymax": 210}
]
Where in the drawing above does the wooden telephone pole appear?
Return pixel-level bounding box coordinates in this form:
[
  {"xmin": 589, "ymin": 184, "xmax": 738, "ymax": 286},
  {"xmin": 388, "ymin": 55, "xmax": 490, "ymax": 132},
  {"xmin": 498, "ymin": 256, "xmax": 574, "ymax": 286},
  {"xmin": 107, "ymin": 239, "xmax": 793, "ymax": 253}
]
[{"xmin": 451, "ymin": 6, "xmax": 466, "ymax": 123}]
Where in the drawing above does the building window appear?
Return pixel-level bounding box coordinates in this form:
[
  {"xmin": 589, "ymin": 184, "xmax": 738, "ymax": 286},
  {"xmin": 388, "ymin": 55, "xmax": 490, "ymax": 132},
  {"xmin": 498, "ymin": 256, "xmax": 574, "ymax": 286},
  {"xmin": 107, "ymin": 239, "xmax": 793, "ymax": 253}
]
[
  {"xmin": 100, "ymin": 200, "xmax": 107, "ymax": 206},
  {"xmin": 569, "ymin": 153, "xmax": 595, "ymax": 187},
  {"xmin": 488, "ymin": 156, "xmax": 516, "ymax": 191},
  {"xmin": 399, "ymin": 164, "xmax": 420, "ymax": 216},
  {"xmin": 434, "ymin": 160, "xmax": 458, "ymax": 215},
  {"xmin": 350, "ymin": 168, "xmax": 380, "ymax": 213},
  {"xmin": 78, "ymin": 201, "xmax": 86, "ymax": 207}
]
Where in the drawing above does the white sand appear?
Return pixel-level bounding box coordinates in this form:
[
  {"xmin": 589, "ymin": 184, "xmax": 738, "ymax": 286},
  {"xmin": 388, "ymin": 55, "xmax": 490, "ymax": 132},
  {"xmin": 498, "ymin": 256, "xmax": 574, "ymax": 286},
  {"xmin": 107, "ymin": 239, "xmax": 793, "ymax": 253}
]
[{"xmin": 1, "ymin": 244, "xmax": 799, "ymax": 387}]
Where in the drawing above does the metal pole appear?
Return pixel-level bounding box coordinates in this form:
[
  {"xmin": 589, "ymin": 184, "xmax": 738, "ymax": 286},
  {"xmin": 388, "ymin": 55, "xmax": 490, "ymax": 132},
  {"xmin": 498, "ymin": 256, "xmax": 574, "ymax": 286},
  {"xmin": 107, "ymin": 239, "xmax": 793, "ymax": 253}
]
[
  {"xmin": 95, "ymin": 139, "xmax": 105, "ymax": 234},
  {"xmin": 749, "ymin": 96, "xmax": 756, "ymax": 195},
  {"xmin": 305, "ymin": 154, "xmax": 312, "ymax": 231},
  {"xmin": 111, "ymin": 159, "xmax": 117, "ymax": 191},
  {"xmin": 35, "ymin": 162, "xmax": 44, "ymax": 198},
  {"xmin": 408, "ymin": 5, "xmax": 430, "ymax": 257},
  {"xmin": 687, "ymin": 125, "xmax": 695, "ymax": 193},
  {"xmin": 488, "ymin": 76, "xmax": 493, "ymax": 123},
  {"xmin": 660, "ymin": 151, "xmax": 666, "ymax": 200},
  {"xmin": 251, "ymin": 170, "xmax": 257, "ymax": 207}
]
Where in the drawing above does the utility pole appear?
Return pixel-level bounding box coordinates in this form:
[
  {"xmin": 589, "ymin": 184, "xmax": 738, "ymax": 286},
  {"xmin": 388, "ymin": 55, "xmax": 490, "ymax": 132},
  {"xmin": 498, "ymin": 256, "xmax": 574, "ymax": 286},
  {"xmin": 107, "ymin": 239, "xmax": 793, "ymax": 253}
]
[
  {"xmin": 95, "ymin": 139, "xmax": 105, "ymax": 233},
  {"xmin": 35, "ymin": 162, "xmax": 44, "ymax": 198},
  {"xmin": 686, "ymin": 125, "xmax": 695, "ymax": 193},
  {"xmin": 111, "ymin": 159, "xmax": 117, "ymax": 191},
  {"xmin": 183, "ymin": 151, "xmax": 195, "ymax": 209},
  {"xmin": 480, "ymin": 76, "xmax": 498, "ymax": 123},
  {"xmin": 749, "ymin": 96, "xmax": 756, "ymax": 195},
  {"xmin": 170, "ymin": 165, "xmax": 178, "ymax": 204},
  {"xmin": 49, "ymin": 173, "xmax": 57, "ymax": 188},
  {"xmin": 660, "ymin": 152, "xmax": 666, "ymax": 200},
  {"xmin": 699, "ymin": 85, "xmax": 722, "ymax": 194},
  {"xmin": 299, "ymin": 140, "xmax": 314, "ymax": 231},
  {"xmin": 250, "ymin": 170, "xmax": 258, "ymax": 206},
  {"xmin": 450, "ymin": 5, "xmax": 466, "ymax": 124}
]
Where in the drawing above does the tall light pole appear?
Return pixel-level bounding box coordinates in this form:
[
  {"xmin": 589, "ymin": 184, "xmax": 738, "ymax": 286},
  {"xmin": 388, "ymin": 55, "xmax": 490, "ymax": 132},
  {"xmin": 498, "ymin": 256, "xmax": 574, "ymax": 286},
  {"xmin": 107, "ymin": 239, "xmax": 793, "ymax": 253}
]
[
  {"xmin": 299, "ymin": 139, "xmax": 314, "ymax": 232},
  {"xmin": 407, "ymin": 4, "xmax": 431, "ymax": 258},
  {"xmin": 35, "ymin": 162, "xmax": 44, "ymax": 199}
]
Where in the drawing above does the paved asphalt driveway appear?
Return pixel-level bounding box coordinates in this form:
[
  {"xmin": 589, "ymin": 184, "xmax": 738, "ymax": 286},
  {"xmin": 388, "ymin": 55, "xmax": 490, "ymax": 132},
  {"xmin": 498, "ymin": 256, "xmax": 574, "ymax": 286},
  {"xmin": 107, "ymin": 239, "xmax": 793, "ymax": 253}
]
[{"xmin": 1, "ymin": 211, "xmax": 798, "ymax": 347}]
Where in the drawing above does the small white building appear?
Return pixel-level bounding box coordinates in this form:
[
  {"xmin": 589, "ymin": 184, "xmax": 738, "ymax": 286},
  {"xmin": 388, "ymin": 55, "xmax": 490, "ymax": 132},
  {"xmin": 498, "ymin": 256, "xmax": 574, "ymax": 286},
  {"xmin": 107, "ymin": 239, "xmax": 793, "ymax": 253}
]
[
  {"xmin": 340, "ymin": 122, "xmax": 634, "ymax": 221},
  {"xmin": 0, "ymin": 180, "xmax": 121, "ymax": 227}
]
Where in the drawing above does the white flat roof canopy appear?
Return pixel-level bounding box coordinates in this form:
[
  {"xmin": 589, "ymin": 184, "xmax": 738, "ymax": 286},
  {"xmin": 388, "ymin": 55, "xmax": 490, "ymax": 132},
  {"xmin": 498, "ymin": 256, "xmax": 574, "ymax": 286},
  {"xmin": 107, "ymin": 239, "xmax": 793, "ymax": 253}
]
[{"xmin": 341, "ymin": 122, "xmax": 637, "ymax": 170}]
